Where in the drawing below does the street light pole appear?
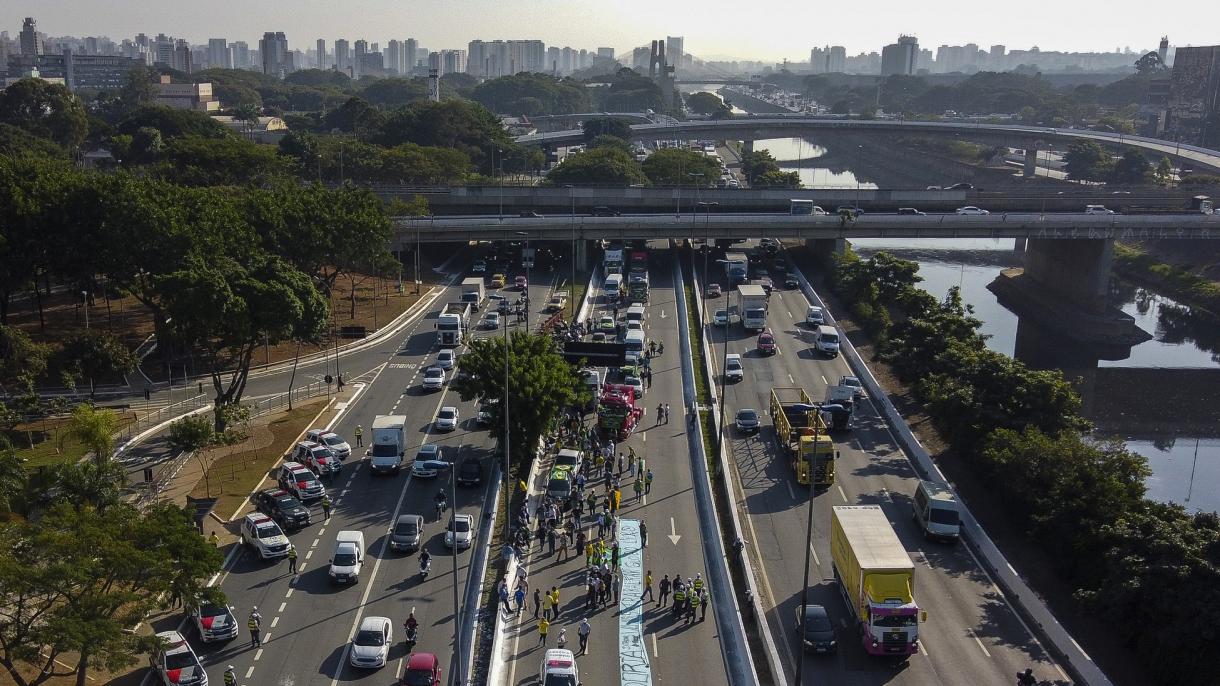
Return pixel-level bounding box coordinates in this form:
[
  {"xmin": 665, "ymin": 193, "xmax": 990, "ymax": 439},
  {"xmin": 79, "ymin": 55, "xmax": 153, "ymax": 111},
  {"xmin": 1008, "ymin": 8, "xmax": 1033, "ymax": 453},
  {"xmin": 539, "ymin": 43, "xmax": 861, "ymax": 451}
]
[
  {"xmin": 502, "ymin": 276, "xmax": 512, "ymax": 545},
  {"xmin": 497, "ymin": 148, "xmax": 505, "ymax": 223},
  {"xmin": 449, "ymin": 461, "xmax": 462, "ymax": 686},
  {"xmin": 81, "ymin": 290, "xmax": 90, "ymax": 330},
  {"xmin": 794, "ymin": 401, "xmax": 822, "ymax": 686}
]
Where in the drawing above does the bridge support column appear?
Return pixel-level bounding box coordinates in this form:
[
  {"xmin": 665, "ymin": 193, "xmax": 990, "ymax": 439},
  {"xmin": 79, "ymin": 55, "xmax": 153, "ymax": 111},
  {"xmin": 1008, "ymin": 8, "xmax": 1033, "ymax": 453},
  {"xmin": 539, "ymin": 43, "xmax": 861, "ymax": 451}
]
[
  {"xmin": 742, "ymin": 140, "xmax": 754, "ymax": 155},
  {"xmin": 1023, "ymin": 147, "xmax": 1038, "ymax": 177},
  {"xmin": 1023, "ymin": 238, "xmax": 1112, "ymax": 314},
  {"xmin": 805, "ymin": 238, "xmax": 845, "ymax": 258},
  {"xmin": 574, "ymin": 239, "xmax": 588, "ymax": 268}
]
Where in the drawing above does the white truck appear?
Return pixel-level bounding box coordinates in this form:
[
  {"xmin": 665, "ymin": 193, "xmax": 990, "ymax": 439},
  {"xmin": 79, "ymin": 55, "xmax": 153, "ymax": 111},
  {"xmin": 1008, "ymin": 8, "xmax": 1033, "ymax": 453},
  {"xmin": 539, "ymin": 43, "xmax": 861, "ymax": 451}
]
[
  {"xmin": 460, "ymin": 278, "xmax": 485, "ymax": 311},
  {"xmin": 823, "ymin": 384, "xmax": 855, "ymax": 431},
  {"xmin": 724, "ymin": 252, "xmax": 748, "ymax": 286},
  {"xmin": 436, "ymin": 302, "xmax": 471, "ymax": 347},
  {"xmin": 604, "ymin": 246, "xmax": 624, "ymax": 273},
  {"xmin": 737, "ymin": 284, "xmax": 768, "ymax": 331},
  {"xmin": 367, "ymin": 415, "xmax": 407, "ymax": 474}
]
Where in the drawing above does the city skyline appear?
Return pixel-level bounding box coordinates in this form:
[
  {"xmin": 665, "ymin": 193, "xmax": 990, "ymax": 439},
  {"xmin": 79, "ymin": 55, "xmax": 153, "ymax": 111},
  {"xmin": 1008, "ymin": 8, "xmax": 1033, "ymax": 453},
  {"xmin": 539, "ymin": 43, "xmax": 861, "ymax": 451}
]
[{"xmin": 5, "ymin": 0, "xmax": 1215, "ymax": 62}]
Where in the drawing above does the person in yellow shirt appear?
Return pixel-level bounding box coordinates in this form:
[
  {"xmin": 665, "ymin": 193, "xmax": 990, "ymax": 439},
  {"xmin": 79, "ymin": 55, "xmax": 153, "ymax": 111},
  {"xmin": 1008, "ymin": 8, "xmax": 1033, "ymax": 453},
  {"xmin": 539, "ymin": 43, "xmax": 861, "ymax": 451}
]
[{"xmin": 538, "ymin": 617, "xmax": 550, "ymax": 646}]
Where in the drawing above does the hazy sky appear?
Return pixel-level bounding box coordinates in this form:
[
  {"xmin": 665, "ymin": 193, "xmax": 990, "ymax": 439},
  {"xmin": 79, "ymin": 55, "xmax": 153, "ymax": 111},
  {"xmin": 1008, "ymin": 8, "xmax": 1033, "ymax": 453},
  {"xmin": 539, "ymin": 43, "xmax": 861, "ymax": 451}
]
[{"xmin": 8, "ymin": 0, "xmax": 1218, "ymax": 60}]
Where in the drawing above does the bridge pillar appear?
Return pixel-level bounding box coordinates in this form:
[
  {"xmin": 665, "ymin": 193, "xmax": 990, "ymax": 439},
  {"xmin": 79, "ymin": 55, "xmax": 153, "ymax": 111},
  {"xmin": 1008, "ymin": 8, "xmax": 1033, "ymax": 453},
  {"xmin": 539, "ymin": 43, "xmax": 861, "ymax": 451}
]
[
  {"xmin": 805, "ymin": 238, "xmax": 845, "ymax": 258},
  {"xmin": 1023, "ymin": 239, "xmax": 1112, "ymax": 314},
  {"xmin": 742, "ymin": 140, "xmax": 754, "ymax": 155},
  {"xmin": 574, "ymin": 239, "xmax": 588, "ymax": 268},
  {"xmin": 1023, "ymin": 147, "xmax": 1039, "ymax": 177}
]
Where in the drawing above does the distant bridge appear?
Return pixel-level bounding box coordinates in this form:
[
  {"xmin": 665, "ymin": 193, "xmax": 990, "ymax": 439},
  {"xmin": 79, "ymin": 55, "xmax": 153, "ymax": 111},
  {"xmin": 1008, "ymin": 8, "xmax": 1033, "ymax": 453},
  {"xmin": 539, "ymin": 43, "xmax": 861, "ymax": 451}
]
[{"xmin": 516, "ymin": 117, "xmax": 1220, "ymax": 175}]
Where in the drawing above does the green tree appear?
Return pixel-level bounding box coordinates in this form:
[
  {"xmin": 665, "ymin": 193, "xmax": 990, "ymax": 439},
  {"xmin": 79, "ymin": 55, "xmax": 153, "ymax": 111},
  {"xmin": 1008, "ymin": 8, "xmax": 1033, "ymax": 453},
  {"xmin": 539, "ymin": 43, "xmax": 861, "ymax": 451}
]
[
  {"xmin": 285, "ymin": 69, "xmax": 353, "ymax": 89},
  {"xmin": 166, "ymin": 414, "xmax": 215, "ymax": 455},
  {"xmin": 0, "ymin": 79, "xmax": 88, "ymax": 149},
  {"xmin": 545, "ymin": 147, "xmax": 648, "ymax": 186},
  {"xmin": 375, "ymin": 99, "xmax": 508, "ymax": 169},
  {"xmin": 1110, "ymin": 149, "xmax": 1151, "ymax": 184},
  {"xmin": 157, "ymin": 254, "xmax": 328, "ymax": 430},
  {"xmin": 116, "ymin": 104, "xmax": 229, "ymax": 140},
  {"xmin": 58, "ymin": 331, "xmax": 136, "ymax": 398},
  {"xmin": 684, "ymin": 91, "xmax": 731, "ymax": 116},
  {"xmin": 1154, "ymin": 156, "xmax": 1174, "ymax": 184},
  {"xmin": 128, "ymin": 126, "xmax": 163, "ymax": 163},
  {"xmin": 739, "ymin": 149, "xmax": 784, "ymax": 183},
  {"xmin": 64, "ymin": 404, "xmax": 120, "ymax": 464},
  {"xmin": 158, "ymin": 135, "xmax": 288, "ymax": 186},
  {"xmin": 277, "ymin": 130, "xmax": 320, "ymax": 175},
  {"xmin": 1063, "ymin": 139, "xmax": 1112, "ymax": 181},
  {"xmin": 359, "ymin": 78, "xmax": 429, "ymax": 108},
  {"xmin": 115, "ymin": 65, "xmax": 158, "ymax": 115},
  {"xmin": 450, "ymin": 332, "xmax": 587, "ymax": 472},
  {"xmin": 754, "ymin": 170, "xmax": 802, "ymax": 188},
  {"xmin": 47, "ymin": 459, "xmax": 127, "ymax": 513},
  {"xmin": 587, "ymin": 135, "xmax": 632, "ymax": 153},
  {"xmin": 0, "ymin": 441, "xmax": 26, "ymax": 517},
  {"xmin": 599, "ymin": 68, "xmax": 664, "ymax": 111},
  {"xmin": 469, "ymin": 73, "xmax": 591, "ymax": 115},
  {"xmin": 0, "ymin": 123, "xmax": 69, "ymax": 159},
  {"xmin": 581, "ymin": 116, "xmax": 633, "ymax": 142},
  {"xmin": 640, "ymin": 148, "xmax": 721, "ymax": 186},
  {"xmin": 1095, "ymin": 115, "xmax": 1135, "ymax": 134},
  {"xmin": 232, "ymin": 103, "xmax": 260, "ymax": 132},
  {"xmin": 0, "ymin": 325, "xmax": 49, "ymax": 395}
]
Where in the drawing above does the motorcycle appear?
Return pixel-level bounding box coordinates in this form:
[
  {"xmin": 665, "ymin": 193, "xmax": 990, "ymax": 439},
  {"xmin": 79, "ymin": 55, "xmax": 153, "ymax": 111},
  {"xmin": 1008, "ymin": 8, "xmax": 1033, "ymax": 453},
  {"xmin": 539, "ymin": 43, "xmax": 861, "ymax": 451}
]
[
  {"xmin": 434, "ymin": 497, "xmax": 448, "ymax": 519},
  {"xmin": 419, "ymin": 555, "xmax": 431, "ymax": 581},
  {"xmin": 404, "ymin": 626, "xmax": 418, "ymax": 653}
]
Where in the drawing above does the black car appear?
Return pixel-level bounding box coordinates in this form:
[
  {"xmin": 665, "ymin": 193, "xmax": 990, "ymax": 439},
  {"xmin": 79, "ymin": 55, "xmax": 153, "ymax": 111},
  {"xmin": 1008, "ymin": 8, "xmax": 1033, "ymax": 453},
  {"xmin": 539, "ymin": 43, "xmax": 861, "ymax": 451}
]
[
  {"xmin": 254, "ymin": 488, "xmax": 311, "ymax": 530},
  {"xmin": 796, "ymin": 604, "xmax": 837, "ymax": 653},
  {"xmin": 591, "ymin": 206, "xmax": 621, "ymax": 217},
  {"xmin": 783, "ymin": 274, "xmax": 800, "ymax": 289},
  {"xmin": 519, "ymin": 210, "xmax": 542, "ymax": 218},
  {"xmin": 456, "ymin": 457, "xmax": 482, "ymax": 486},
  {"xmin": 945, "ymin": 182, "xmax": 975, "ymax": 190}
]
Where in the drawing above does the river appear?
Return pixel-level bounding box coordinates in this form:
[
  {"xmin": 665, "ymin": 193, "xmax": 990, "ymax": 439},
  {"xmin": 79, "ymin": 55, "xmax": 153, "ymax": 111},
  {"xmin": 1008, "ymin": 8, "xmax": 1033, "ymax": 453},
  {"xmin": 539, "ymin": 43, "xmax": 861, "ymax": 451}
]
[{"xmin": 851, "ymin": 237, "xmax": 1220, "ymax": 514}]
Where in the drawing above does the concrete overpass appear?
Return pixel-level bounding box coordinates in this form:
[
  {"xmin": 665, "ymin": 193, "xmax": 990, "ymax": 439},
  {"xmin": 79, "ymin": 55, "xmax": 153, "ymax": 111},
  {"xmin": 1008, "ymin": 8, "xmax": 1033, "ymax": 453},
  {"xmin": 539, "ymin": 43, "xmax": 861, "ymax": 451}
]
[
  {"xmin": 516, "ymin": 117, "xmax": 1220, "ymax": 175},
  {"xmin": 394, "ymin": 211, "xmax": 1220, "ymax": 344}
]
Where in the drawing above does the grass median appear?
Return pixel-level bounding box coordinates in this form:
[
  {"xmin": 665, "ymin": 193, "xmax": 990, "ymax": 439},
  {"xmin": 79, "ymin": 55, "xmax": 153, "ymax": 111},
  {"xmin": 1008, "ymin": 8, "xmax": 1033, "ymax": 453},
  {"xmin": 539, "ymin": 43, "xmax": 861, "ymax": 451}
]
[
  {"xmin": 12, "ymin": 412, "xmax": 138, "ymax": 468},
  {"xmin": 189, "ymin": 399, "xmax": 328, "ymax": 517}
]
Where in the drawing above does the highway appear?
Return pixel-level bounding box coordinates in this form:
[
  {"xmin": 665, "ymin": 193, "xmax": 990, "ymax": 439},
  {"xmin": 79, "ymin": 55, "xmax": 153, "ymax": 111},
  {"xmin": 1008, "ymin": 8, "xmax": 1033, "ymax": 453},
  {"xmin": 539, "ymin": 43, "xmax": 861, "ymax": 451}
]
[
  {"xmin": 516, "ymin": 117, "xmax": 1220, "ymax": 175},
  {"xmin": 393, "ymin": 211, "xmax": 1220, "ymax": 244},
  {"xmin": 497, "ymin": 244, "xmax": 733, "ymax": 686},
  {"xmin": 185, "ymin": 256, "xmax": 572, "ymax": 686},
  {"xmin": 695, "ymin": 244, "xmax": 1070, "ymax": 686}
]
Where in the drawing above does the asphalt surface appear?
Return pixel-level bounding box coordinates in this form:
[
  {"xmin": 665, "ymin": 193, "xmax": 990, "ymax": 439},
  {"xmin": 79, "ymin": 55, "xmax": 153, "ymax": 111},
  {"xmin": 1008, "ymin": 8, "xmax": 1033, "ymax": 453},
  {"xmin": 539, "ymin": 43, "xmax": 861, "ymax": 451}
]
[
  {"xmin": 172, "ymin": 252, "xmax": 575, "ymax": 686},
  {"xmin": 498, "ymin": 245, "xmax": 733, "ymax": 686},
  {"xmin": 698, "ymin": 246, "xmax": 1072, "ymax": 686}
]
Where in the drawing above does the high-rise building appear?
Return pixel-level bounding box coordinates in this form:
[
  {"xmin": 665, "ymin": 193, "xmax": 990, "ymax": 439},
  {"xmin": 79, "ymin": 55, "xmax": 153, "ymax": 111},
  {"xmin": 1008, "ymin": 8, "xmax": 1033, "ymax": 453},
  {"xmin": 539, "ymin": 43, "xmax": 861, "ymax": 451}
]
[
  {"xmin": 230, "ymin": 41, "xmax": 250, "ymax": 69},
  {"xmin": 880, "ymin": 35, "xmax": 918, "ymax": 76},
  {"xmin": 665, "ymin": 36, "xmax": 684, "ymax": 73},
  {"xmin": 597, "ymin": 47, "xmax": 614, "ymax": 60},
  {"xmin": 440, "ymin": 49, "xmax": 466, "ymax": 76},
  {"xmin": 632, "ymin": 46, "xmax": 650, "ymax": 71},
  {"xmin": 207, "ymin": 38, "xmax": 230, "ymax": 69},
  {"xmin": 466, "ymin": 39, "xmax": 545, "ymax": 77},
  {"xmin": 153, "ymin": 34, "xmax": 175, "ymax": 67},
  {"xmin": 19, "ymin": 17, "xmax": 42, "ymax": 56},
  {"xmin": 335, "ymin": 39, "xmax": 350, "ymax": 75},
  {"xmin": 405, "ymin": 38, "xmax": 418, "ymax": 71},
  {"xmin": 259, "ymin": 31, "xmax": 292, "ymax": 78},
  {"xmin": 828, "ymin": 45, "xmax": 846, "ymax": 73},
  {"xmin": 316, "ymin": 39, "xmax": 328, "ymax": 69},
  {"xmin": 385, "ymin": 40, "xmax": 404, "ymax": 74},
  {"xmin": 353, "ymin": 39, "xmax": 368, "ymax": 78},
  {"xmin": 6, "ymin": 51, "xmax": 143, "ymax": 90},
  {"xmin": 1166, "ymin": 44, "xmax": 1220, "ymax": 147},
  {"xmin": 174, "ymin": 40, "xmax": 193, "ymax": 74}
]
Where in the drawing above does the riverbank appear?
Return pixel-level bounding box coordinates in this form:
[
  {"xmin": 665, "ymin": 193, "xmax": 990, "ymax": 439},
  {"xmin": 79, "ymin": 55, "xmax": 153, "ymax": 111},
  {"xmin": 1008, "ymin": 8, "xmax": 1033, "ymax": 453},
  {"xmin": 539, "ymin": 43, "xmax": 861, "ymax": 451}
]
[{"xmin": 1113, "ymin": 241, "xmax": 1220, "ymax": 318}]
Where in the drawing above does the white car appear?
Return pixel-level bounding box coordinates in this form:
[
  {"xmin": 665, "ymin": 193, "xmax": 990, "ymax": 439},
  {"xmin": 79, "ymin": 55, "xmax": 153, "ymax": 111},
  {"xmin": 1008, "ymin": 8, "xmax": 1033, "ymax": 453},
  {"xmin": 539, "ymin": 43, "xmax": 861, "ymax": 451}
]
[
  {"xmin": 306, "ymin": 429, "xmax": 351, "ymax": 460},
  {"xmin": 349, "ymin": 616, "xmax": 392, "ymax": 669},
  {"xmin": 623, "ymin": 375, "xmax": 644, "ymax": 398},
  {"xmin": 724, "ymin": 354, "xmax": 744, "ymax": 382},
  {"xmin": 471, "ymin": 260, "xmax": 487, "ymax": 273},
  {"xmin": 539, "ymin": 649, "xmax": 579, "ymax": 686},
  {"xmin": 412, "ymin": 444, "xmax": 446, "ymax": 478},
  {"xmin": 435, "ymin": 406, "xmax": 459, "ymax": 432},
  {"xmin": 839, "ymin": 375, "xmax": 865, "ymax": 398},
  {"xmin": 955, "ymin": 206, "xmax": 989, "ymax": 215},
  {"xmin": 445, "ymin": 513, "xmax": 475, "ymax": 549},
  {"xmin": 150, "ymin": 631, "xmax": 208, "ymax": 686},
  {"xmin": 713, "ymin": 309, "xmax": 729, "ymax": 326},
  {"xmin": 806, "ymin": 306, "xmax": 825, "ymax": 326},
  {"xmin": 1085, "ymin": 204, "xmax": 1115, "ymax": 215},
  {"xmin": 240, "ymin": 512, "xmax": 291, "ymax": 560},
  {"xmin": 190, "ymin": 603, "xmax": 238, "ymax": 643},
  {"xmin": 482, "ymin": 312, "xmax": 501, "ymax": 329},
  {"xmin": 436, "ymin": 349, "xmax": 456, "ymax": 370},
  {"xmin": 422, "ymin": 366, "xmax": 445, "ymax": 391}
]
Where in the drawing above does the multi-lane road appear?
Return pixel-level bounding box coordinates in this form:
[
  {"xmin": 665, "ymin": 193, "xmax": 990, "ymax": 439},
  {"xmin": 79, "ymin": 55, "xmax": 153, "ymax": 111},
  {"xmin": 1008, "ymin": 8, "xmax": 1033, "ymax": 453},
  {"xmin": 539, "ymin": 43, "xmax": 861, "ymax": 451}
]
[{"xmin": 697, "ymin": 245, "xmax": 1072, "ymax": 686}]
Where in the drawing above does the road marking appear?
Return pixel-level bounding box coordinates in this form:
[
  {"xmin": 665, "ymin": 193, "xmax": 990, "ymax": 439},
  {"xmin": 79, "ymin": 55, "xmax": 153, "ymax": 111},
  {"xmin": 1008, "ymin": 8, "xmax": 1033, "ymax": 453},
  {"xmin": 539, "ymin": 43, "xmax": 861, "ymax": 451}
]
[
  {"xmin": 1069, "ymin": 637, "xmax": 1092, "ymax": 661},
  {"xmin": 340, "ymin": 489, "xmax": 349, "ymax": 497},
  {"xmin": 919, "ymin": 640, "xmax": 929, "ymax": 656},
  {"xmin": 836, "ymin": 485, "xmax": 848, "ymax": 502},
  {"xmin": 786, "ymin": 481, "xmax": 796, "ymax": 500},
  {"xmin": 652, "ymin": 632, "xmax": 659, "ymax": 657},
  {"xmin": 317, "ymin": 528, "xmax": 325, "ymax": 536},
  {"xmin": 777, "ymin": 346, "xmax": 783, "ymax": 356},
  {"xmin": 916, "ymin": 549, "xmax": 931, "ymax": 569},
  {"xmin": 809, "ymin": 542, "xmax": 820, "ymax": 567},
  {"xmin": 278, "ymin": 602, "xmax": 286, "ymax": 613},
  {"xmin": 618, "ymin": 520, "xmax": 652, "ymax": 685},
  {"xmin": 787, "ymin": 310, "xmax": 793, "ymax": 319},
  {"xmin": 284, "ymin": 588, "xmax": 294, "ymax": 598},
  {"xmin": 254, "ymin": 648, "xmax": 264, "ymax": 660},
  {"xmin": 261, "ymin": 633, "xmax": 270, "ymax": 643},
  {"xmin": 270, "ymin": 616, "xmax": 279, "ymax": 628},
  {"xmin": 641, "ymin": 432, "xmax": 646, "ymax": 443},
  {"xmin": 788, "ymin": 373, "xmax": 794, "ymax": 384},
  {"xmin": 310, "ymin": 538, "xmax": 319, "ymax": 548},
  {"xmin": 1006, "ymin": 562, "xmax": 1018, "ymax": 576},
  {"xmin": 245, "ymin": 667, "xmax": 254, "ymax": 679},
  {"xmin": 820, "ymin": 375, "xmax": 827, "ymax": 385},
  {"xmin": 969, "ymin": 629, "xmax": 991, "ymax": 657},
  {"xmin": 1054, "ymin": 664, "xmax": 1071, "ymax": 681},
  {"xmin": 667, "ymin": 517, "xmax": 681, "ymax": 545}
]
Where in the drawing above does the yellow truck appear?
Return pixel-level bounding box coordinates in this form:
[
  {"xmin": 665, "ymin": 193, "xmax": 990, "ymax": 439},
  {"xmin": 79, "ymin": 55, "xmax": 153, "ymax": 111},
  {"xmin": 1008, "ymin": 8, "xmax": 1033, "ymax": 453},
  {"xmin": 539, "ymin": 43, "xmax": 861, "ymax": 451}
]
[
  {"xmin": 769, "ymin": 387, "xmax": 836, "ymax": 487},
  {"xmin": 831, "ymin": 506, "xmax": 925, "ymax": 656},
  {"xmin": 490, "ymin": 273, "xmax": 506, "ymax": 289}
]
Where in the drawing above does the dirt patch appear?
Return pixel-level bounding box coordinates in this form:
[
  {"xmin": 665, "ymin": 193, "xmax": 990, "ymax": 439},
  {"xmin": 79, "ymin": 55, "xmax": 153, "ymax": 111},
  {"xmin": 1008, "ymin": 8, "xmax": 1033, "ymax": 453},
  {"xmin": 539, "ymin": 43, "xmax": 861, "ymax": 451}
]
[
  {"xmin": 795, "ymin": 248, "xmax": 1152, "ymax": 686},
  {"xmin": 189, "ymin": 400, "xmax": 329, "ymax": 518}
]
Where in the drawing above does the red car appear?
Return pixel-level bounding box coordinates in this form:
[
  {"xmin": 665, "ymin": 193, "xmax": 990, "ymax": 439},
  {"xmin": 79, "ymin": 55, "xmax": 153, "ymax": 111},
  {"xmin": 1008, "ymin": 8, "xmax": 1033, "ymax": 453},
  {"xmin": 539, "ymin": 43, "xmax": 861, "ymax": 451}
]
[
  {"xmin": 401, "ymin": 652, "xmax": 441, "ymax": 686},
  {"xmin": 757, "ymin": 329, "xmax": 777, "ymax": 355}
]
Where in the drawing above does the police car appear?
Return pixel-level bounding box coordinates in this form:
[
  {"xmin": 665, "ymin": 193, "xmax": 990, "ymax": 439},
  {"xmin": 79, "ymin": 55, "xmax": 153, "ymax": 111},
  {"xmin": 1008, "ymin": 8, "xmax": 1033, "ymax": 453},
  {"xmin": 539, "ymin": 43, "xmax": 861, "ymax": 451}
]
[
  {"xmin": 253, "ymin": 488, "xmax": 311, "ymax": 530},
  {"xmin": 150, "ymin": 630, "xmax": 208, "ymax": 686},
  {"xmin": 190, "ymin": 603, "xmax": 238, "ymax": 643},
  {"xmin": 538, "ymin": 648, "xmax": 579, "ymax": 686},
  {"xmin": 240, "ymin": 513, "xmax": 291, "ymax": 560},
  {"xmin": 278, "ymin": 461, "xmax": 324, "ymax": 500},
  {"xmin": 306, "ymin": 428, "xmax": 352, "ymax": 459}
]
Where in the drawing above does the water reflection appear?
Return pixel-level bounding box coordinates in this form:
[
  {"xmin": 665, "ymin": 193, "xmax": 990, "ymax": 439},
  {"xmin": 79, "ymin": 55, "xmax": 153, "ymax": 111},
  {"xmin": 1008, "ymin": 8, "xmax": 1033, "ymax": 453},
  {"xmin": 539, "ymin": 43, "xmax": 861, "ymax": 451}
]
[
  {"xmin": 852, "ymin": 238, "xmax": 1220, "ymax": 512},
  {"xmin": 754, "ymin": 137, "xmax": 878, "ymax": 189}
]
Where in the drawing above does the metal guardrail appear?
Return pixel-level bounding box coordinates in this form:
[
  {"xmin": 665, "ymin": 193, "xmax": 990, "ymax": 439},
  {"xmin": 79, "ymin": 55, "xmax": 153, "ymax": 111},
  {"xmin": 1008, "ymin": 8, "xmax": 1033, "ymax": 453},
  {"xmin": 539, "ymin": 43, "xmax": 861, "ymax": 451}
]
[{"xmin": 245, "ymin": 382, "xmax": 329, "ymax": 419}]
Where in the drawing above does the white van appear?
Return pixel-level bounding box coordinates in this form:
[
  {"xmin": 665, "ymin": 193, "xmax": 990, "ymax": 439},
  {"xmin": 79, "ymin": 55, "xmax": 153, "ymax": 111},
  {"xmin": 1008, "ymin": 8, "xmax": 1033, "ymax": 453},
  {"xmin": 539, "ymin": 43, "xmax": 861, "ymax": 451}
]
[
  {"xmin": 625, "ymin": 304, "xmax": 646, "ymax": 326},
  {"xmin": 805, "ymin": 305, "xmax": 825, "ymax": 326},
  {"xmin": 623, "ymin": 329, "xmax": 645, "ymax": 355},
  {"xmin": 813, "ymin": 325, "xmax": 840, "ymax": 357},
  {"xmin": 604, "ymin": 274, "xmax": 623, "ymax": 300},
  {"xmin": 329, "ymin": 530, "xmax": 365, "ymax": 584},
  {"xmin": 912, "ymin": 481, "xmax": 961, "ymax": 542}
]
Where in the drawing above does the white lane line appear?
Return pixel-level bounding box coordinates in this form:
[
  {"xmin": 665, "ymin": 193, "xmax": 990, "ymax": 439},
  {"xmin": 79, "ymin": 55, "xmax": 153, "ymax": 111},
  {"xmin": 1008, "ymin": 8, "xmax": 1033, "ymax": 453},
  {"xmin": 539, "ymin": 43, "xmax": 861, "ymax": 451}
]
[
  {"xmin": 317, "ymin": 528, "xmax": 325, "ymax": 536},
  {"xmin": 261, "ymin": 633, "xmax": 270, "ymax": 643},
  {"xmin": 809, "ymin": 542, "xmax": 820, "ymax": 567},
  {"xmin": 340, "ymin": 489, "xmax": 349, "ymax": 497},
  {"xmin": 820, "ymin": 375, "xmax": 828, "ymax": 385},
  {"xmin": 836, "ymin": 485, "xmax": 848, "ymax": 502},
  {"xmin": 788, "ymin": 373, "xmax": 794, "ymax": 384},
  {"xmin": 254, "ymin": 648, "xmax": 264, "ymax": 661},
  {"xmin": 1054, "ymin": 664, "xmax": 1071, "ymax": 682},
  {"xmin": 919, "ymin": 641, "xmax": 929, "ymax": 656},
  {"xmin": 245, "ymin": 667, "xmax": 254, "ymax": 679},
  {"xmin": 1006, "ymin": 562, "xmax": 1018, "ymax": 576},
  {"xmin": 270, "ymin": 616, "xmax": 280, "ymax": 628},
  {"xmin": 310, "ymin": 538, "xmax": 319, "ymax": 548},
  {"xmin": 787, "ymin": 310, "xmax": 793, "ymax": 319},
  {"xmin": 969, "ymin": 629, "xmax": 992, "ymax": 658},
  {"xmin": 305, "ymin": 549, "xmax": 314, "ymax": 560},
  {"xmin": 652, "ymin": 633, "xmax": 659, "ymax": 657},
  {"xmin": 284, "ymin": 588, "xmax": 294, "ymax": 598},
  {"xmin": 641, "ymin": 433, "xmax": 646, "ymax": 442},
  {"xmin": 777, "ymin": 346, "xmax": 783, "ymax": 356},
  {"xmin": 396, "ymin": 658, "xmax": 404, "ymax": 680},
  {"xmin": 1069, "ymin": 637, "xmax": 1092, "ymax": 661},
  {"xmin": 786, "ymin": 481, "xmax": 796, "ymax": 500},
  {"xmin": 278, "ymin": 602, "xmax": 286, "ymax": 613},
  {"xmin": 916, "ymin": 549, "xmax": 932, "ymax": 569},
  {"xmin": 297, "ymin": 563, "xmax": 307, "ymax": 572}
]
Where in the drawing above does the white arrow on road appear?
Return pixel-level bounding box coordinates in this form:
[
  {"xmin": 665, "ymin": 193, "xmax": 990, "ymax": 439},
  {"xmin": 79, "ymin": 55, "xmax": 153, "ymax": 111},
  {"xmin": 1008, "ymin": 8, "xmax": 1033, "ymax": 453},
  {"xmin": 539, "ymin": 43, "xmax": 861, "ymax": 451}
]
[
  {"xmin": 668, "ymin": 517, "xmax": 681, "ymax": 545},
  {"xmin": 660, "ymin": 309, "xmax": 667, "ymax": 319}
]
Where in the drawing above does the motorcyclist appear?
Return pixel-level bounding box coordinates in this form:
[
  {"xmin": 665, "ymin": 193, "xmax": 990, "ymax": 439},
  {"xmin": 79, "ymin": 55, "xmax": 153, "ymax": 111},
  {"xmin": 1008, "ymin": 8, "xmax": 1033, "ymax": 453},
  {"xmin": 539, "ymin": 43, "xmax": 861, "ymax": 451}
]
[
  {"xmin": 419, "ymin": 549, "xmax": 432, "ymax": 573},
  {"xmin": 1017, "ymin": 668, "xmax": 1037, "ymax": 686},
  {"xmin": 405, "ymin": 624, "xmax": 418, "ymax": 651},
  {"xmin": 434, "ymin": 489, "xmax": 448, "ymax": 515},
  {"xmin": 405, "ymin": 611, "xmax": 419, "ymax": 633}
]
